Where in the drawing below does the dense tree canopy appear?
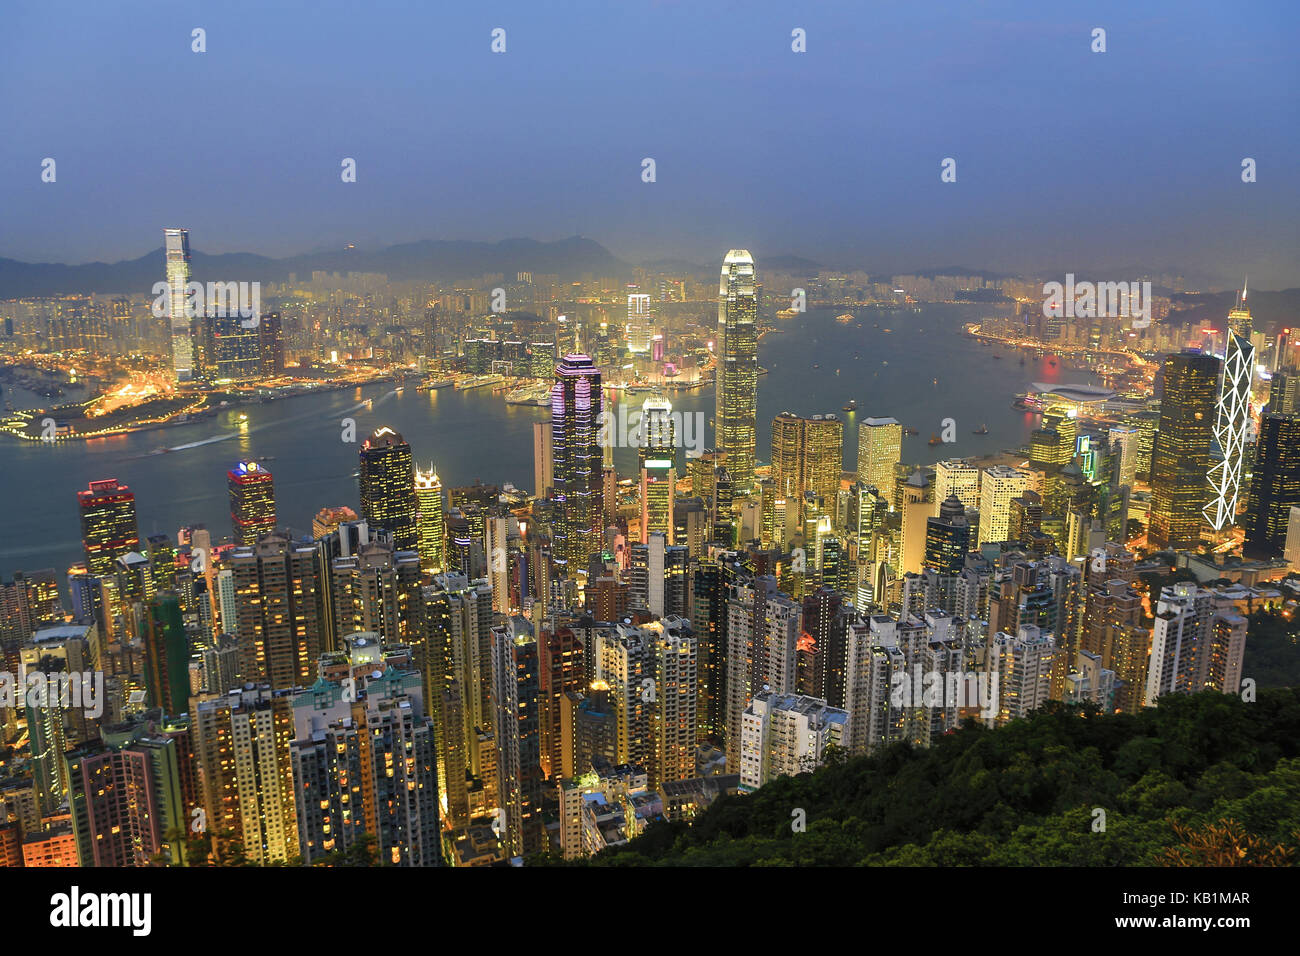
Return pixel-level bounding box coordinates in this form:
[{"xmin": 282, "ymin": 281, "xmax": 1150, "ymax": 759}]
[{"xmin": 572, "ymin": 690, "xmax": 1300, "ymax": 867}]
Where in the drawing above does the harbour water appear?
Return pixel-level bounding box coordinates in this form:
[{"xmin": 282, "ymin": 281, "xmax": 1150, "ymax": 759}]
[{"xmin": 0, "ymin": 304, "xmax": 1097, "ymax": 577}]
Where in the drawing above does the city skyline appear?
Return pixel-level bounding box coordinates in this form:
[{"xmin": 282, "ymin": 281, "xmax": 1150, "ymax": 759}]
[{"xmin": 1, "ymin": 0, "xmax": 1297, "ymax": 887}]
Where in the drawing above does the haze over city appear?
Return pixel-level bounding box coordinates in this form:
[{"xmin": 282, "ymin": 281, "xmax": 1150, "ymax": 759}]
[{"xmin": 2, "ymin": 0, "xmax": 1297, "ymax": 287}]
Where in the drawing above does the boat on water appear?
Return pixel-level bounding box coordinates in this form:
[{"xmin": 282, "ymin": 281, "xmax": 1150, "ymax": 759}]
[
  {"xmin": 1049, "ymin": 358, "xmax": 1058, "ymax": 366},
  {"xmin": 927, "ymin": 433, "xmax": 942, "ymax": 446},
  {"xmin": 836, "ymin": 313, "xmax": 854, "ymax": 324},
  {"xmin": 842, "ymin": 400, "xmax": 858, "ymax": 412},
  {"xmin": 973, "ymin": 424, "xmax": 989, "ymax": 435},
  {"xmin": 903, "ymin": 426, "xmax": 919, "ymax": 436},
  {"xmin": 992, "ymin": 354, "xmax": 1002, "ymax": 360}
]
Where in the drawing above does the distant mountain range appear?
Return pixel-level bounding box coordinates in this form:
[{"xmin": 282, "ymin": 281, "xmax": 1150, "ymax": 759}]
[{"xmin": 0, "ymin": 237, "xmax": 631, "ymax": 298}]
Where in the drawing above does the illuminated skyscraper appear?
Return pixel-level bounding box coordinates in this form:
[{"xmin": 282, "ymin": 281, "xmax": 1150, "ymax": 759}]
[
  {"xmin": 359, "ymin": 426, "xmax": 418, "ymax": 552},
  {"xmin": 626, "ymin": 293, "xmax": 653, "ymax": 353},
  {"xmin": 228, "ymin": 459, "xmax": 276, "ymax": 545},
  {"xmin": 978, "ymin": 465, "xmax": 1029, "ymax": 546},
  {"xmin": 1148, "ymin": 350, "xmax": 1220, "ymax": 549},
  {"xmin": 78, "ymin": 479, "xmax": 140, "ymax": 577},
  {"xmin": 857, "ymin": 418, "xmax": 902, "ymax": 502},
  {"xmin": 164, "ymin": 228, "xmax": 194, "ymax": 382},
  {"xmin": 1205, "ymin": 284, "xmax": 1255, "ymax": 531},
  {"xmin": 1242, "ymin": 414, "xmax": 1300, "ymax": 559},
  {"xmin": 639, "ymin": 396, "xmax": 676, "ymax": 543},
  {"xmin": 772, "ymin": 412, "xmax": 844, "ymax": 511},
  {"xmin": 415, "ymin": 464, "xmax": 446, "ymax": 572},
  {"xmin": 551, "ymin": 354, "xmax": 604, "ymax": 573},
  {"xmin": 716, "ymin": 250, "xmax": 758, "ymax": 487}
]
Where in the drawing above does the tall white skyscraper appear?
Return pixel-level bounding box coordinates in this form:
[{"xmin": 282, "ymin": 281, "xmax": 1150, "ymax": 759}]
[
  {"xmin": 716, "ymin": 251, "xmax": 758, "ymax": 487},
  {"xmin": 1205, "ymin": 283, "xmax": 1255, "ymax": 531},
  {"xmin": 626, "ymin": 293, "xmax": 653, "ymax": 353},
  {"xmin": 164, "ymin": 228, "xmax": 194, "ymax": 382}
]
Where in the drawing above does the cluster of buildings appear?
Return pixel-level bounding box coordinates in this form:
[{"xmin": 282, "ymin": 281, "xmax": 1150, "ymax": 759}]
[{"xmin": 0, "ymin": 251, "xmax": 1293, "ymax": 869}]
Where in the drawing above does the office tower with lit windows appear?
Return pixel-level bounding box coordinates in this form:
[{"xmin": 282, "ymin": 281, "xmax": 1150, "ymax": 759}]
[
  {"xmin": 226, "ymin": 531, "xmax": 327, "ymax": 691},
  {"xmin": 772, "ymin": 412, "xmax": 844, "ymax": 512},
  {"xmin": 205, "ymin": 312, "xmax": 261, "ymax": 382},
  {"xmin": 228, "ymin": 460, "xmax": 276, "ymax": 545},
  {"xmin": 1205, "ymin": 285, "xmax": 1256, "ymax": 531},
  {"xmin": 716, "ymin": 250, "xmax": 758, "ymax": 487},
  {"xmin": 978, "ymin": 465, "xmax": 1029, "ymax": 546},
  {"xmin": 551, "ymin": 354, "xmax": 604, "ymax": 574},
  {"xmin": 626, "ymin": 293, "xmax": 653, "ymax": 353},
  {"xmin": 1242, "ymin": 414, "xmax": 1300, "ymax": 559},
  {"xmin": 933, "ymin": 458, "xmax": 980, "ymax": 511},
  {"xmin": 490, "ymin": 616, "xmax": 544, "ymax": 856},
  {"xmin": 359, "ymin": 426, "xmax": 418, "ymax": 552},
  {"xmin": 639, "ymin": 397, "xmax": 676, "ymax": 542},
  {"xmin": 539, "ymin": 623, "xmax": 585, "ymax": 780},
  {"xmin": 857, "ymin": 417, "xmax": 902, "ymax": 502},
  {"xmin": 899, "ymin": 469, "xmax": 934, "ymax": 574},
  {"xmin": 164, "ymin": 227, "xmax": 194, "ymax": 382},
  {"xmin": 78, "ymin": 479, "xmax": 140, "ymax": 578},
  {"xmin": 193, "ymin": 685, "xmax": 299, "ymax": 865},
  {"xmin": 925, "ymin": 495, "xmax": 971, "ymax": 575},
  {"xmin": 422, "ymin": 573, "xmax": 495, "ymax": 828},
  {"xmin": 533, "ymin": 420, "xmax": 553, "ymax": 499},
  {"xmin": 258, "ymin": 311, "xmax": 284, "ymax": 375},
  {"xmin": 1148, "ymin": 350, "xmax": 1220, "ymax": 549},
  {"xmin": 415, "ymin": 464, "xmax": 446, "ymax": 572}
]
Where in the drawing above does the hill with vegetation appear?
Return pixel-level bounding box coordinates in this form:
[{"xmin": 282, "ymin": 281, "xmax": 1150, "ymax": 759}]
[{"xmin": 581, "ymin": 690, "xmax": 1300, "ymax": 867}]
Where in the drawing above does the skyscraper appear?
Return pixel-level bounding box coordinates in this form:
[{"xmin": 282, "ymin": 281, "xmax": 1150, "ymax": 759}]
[
  {"xmin": 639, "ymin": 396, "xmax": 676, "ymax": 543},
  {"xmin": 228, "ymin": 459, "xmax": 276, "ymax": 545},
  {"xmin": 227, "ymin": 532, "xmax": 327, "ymax": 690},
  {"xmin": 857, "ymin": 418, "xmax": 902, "ymax": 502},
  {"xmin": 359, "ymin": 426, "xmax": 418, "ymax": 552},
  {"xmin": 551, "ymin": 354, "xmax": 604, "ymax": 573},
  {"xmin": 78, "ymin": 479, "xmax": 140, "ymax": 577},
  {"xmin": 626, "ymin": 293, "xmax": 653, "ymax": 353},
  {"xmin": 716, "ymin": 250, "xmax": 758, "ymax": 487},
  {"xmin": 164, "ymin": 228, "xmax": 194, "ymax": 382},
  {"xmin": 1242, "ymin": 414, "xmax": 1300, "ymax": 559},
  {"xmin": 978, "ymin": 465, "xmax": 1029, "ymax": 546},
  {"xmin": 925, "ymin": 495, "xmax": 971, "ymax": 575},
  {"xmin": 1205, "ymin": 284, "xmax": 1255, "ymax": 531},
  {"xmin": 415, "ymin": 464, "xmax": 446, "ymax": 573},
  {"xmin": 1148, "ymin": 350, "xmax": 1220, "ymax": 549},
  {"xmin": 771, "ymin": 412, "xmax": 844, "ymax": 511}
]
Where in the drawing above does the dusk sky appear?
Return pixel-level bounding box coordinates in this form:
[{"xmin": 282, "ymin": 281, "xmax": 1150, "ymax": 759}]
[{"xmin": 2, "ymin": 0, "xmax": 1297, "ymax": 285}]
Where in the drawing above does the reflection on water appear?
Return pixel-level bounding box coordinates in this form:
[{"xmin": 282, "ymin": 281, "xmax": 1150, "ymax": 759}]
[{"xmin": 0, "ymin": 305, "xmax": 1097, "ymax": 577}]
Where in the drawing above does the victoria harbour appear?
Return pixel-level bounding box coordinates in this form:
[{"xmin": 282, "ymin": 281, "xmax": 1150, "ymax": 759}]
[{"xmin": 0, "ymin": 305, "xmax": 1093, "ymax": 577}]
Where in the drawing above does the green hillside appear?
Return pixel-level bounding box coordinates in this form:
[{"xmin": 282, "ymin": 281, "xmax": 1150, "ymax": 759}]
[{"xmin": 584, "ymin": 690, "xmax": 1300, "ymax": 867}]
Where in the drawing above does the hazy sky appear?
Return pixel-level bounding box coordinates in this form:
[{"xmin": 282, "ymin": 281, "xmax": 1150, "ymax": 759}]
[{"xmin": 2, "ymin": 0, "xmax": 1297, "ymax": 286}]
